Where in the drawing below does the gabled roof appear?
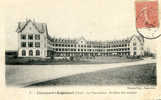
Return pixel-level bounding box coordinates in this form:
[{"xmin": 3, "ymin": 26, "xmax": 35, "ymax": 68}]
[
  {"xmin": 78, "ymin": 36, "xmax": 86, "ymax": 41},
  {"xmin": 16, "ymin": 19, "xmax": 48, "ymax": 33},
  {"xmin": 129, "ymin": 34, "xmax": 144, "ymax": 43}
]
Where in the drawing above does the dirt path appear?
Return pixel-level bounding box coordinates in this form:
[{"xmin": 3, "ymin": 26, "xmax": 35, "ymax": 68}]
[{"xmin": 6, "ymin": 57, "xmax": 156, "ymax": 87}]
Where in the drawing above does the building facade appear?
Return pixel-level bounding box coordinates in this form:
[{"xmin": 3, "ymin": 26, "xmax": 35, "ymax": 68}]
[
  {"xmin": 16, "ymin": 19, "xmax": 144, "ymax": 58},
  {"xmin": 16, "ymin": 19, "xmax": 48, "ymax": 58}
]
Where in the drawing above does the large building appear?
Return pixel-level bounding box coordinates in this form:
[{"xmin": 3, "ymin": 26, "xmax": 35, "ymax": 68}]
[{"xmin": 16, "ymin": 19, "xmax": 144, "ymax": 58}]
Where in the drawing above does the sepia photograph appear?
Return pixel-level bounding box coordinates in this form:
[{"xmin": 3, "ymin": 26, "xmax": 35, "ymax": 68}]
[{"xmin": 5, "ymin": 0, "xmax": 158, "ymax": 88}]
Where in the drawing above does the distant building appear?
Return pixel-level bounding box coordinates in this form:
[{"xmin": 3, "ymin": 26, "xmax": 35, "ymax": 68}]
[{"xmin": 16, "ymin": 19, "xmax": 144, "ymax": 58}]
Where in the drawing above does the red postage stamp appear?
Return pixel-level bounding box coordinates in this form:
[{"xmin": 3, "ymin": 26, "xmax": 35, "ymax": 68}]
[{"xmin": 135, "ymin": 0, "xmax": 160, "ymax": 39}]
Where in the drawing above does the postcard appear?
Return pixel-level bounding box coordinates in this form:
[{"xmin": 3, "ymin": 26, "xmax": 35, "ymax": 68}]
[{"xmin": 1, "ymin": 0, "xmax": 161, "ymax": 100}]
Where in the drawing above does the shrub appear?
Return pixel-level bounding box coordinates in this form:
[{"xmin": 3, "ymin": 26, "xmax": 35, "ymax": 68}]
[{"xmin": 70, "ymin": 56, "xmax": 74, "ymax": 61}]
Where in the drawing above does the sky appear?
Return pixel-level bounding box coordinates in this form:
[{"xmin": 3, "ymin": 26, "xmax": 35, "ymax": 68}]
[{"xmin": 4, "ymin": 0, "xmax": 158, "ymax": 52}]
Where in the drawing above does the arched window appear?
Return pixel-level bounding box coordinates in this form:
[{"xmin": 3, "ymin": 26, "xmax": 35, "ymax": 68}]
[
  {"xmin": 36, "ymin": 50, "xmax": 40, "ymax": 56},
  {"xmin": 22, "ymin": 50, "xmax": 26, "ymax": 56},
  {"xmin": 29, "ymin": 50, "xmax": 33, "ymax": 56}
]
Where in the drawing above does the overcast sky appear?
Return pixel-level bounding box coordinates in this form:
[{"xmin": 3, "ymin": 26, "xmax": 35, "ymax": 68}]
[{"xmin": 4, "ymin": 0, "xmax": 157, "ymax": 52}]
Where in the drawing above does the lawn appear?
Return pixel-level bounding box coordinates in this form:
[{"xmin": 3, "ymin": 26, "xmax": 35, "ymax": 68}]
[
  {"xmin": 6, "ymin": 56, "xmax": 142, "ymax": 65},
  {"xmin": 27, "ymin": 63, "xmax": 156, "ymax": 87}
]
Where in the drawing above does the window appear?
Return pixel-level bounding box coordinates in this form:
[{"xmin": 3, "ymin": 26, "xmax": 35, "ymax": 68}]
[
  {"xmin": 35, "ymin": 34, "xmax": 40, "ymax": 40},
  {"xmin": 134, "ymin": 52, "xmax": 136, "ymax": 55},
  {"xmin": 36, "ymin": 50, "xmax": 40, "ymax": 56},
  {"xmin": 134, "ymin": 47, "xmax": 137, "ymax": 50},
  {"xmin": 21, "ymin": 35, "xmax": 26, "ymax": 40},
  {"xmin": 28, "ymin": 35, "xmax": 33, "ymax": 40},
  {"xmin": 28, "ymin": 42, "xmax": 33, "ymax": 47},
  {"xmin": 29, "ymin": 50, "xmax": 33, "ymax": 56},
  {"xmin": 22, "ymin": 50, "xmax": 26, "ymax": 56},
  {"xmin": 21, "ymin": 42, "xmax": 26, "ymax": 47},
  {"xmin": 133, "ymin": 42, "xmax": 136, "ymax": 46},
  {"xmin": 35, "ymin": 42, "xmax": 40, "ymax": 48}
]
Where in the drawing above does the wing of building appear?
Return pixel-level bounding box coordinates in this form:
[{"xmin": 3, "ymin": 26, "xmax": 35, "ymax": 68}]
[{"xmin": 16, "ymin": 19, "xmax": 144, "ymax": 58}]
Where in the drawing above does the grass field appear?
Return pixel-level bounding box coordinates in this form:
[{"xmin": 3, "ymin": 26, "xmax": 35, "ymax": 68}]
[
  {"xmin": 6, "ymin": 56, "xmax": 142, "ymax": 65},
  {"xmin": 27, "ymin": 63, "xmax": 156, "ymax": 87}
]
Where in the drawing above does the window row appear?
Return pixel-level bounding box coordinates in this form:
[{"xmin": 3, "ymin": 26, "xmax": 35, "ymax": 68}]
[
  {"xmin": 54, "ymin": 48, "xmax": 130, "ymax": 52},
  {"xmin": 107, "ymin": 48, "xmax": 130, "ymax": 51},
  {"xmin": 21, "ymin": 34, "xmax": 40, "ymax": 40},
  {"xmin": 52, "ymin": 39, "xmax": 75, "ymax": 43},
  {"xmin": 52, "ymin": 44, "xmax": 130, "ymax": 48},
  {"xmin": 21, "ymin": 50, "xmax": 40, "ymax": 56},
  {"xmin": 21, "ymin": 42, "xmax": 40, "ymax": 48},
  {"xmin": 53, "ymin": 44, "xmax": 77, "ymax": 47}
]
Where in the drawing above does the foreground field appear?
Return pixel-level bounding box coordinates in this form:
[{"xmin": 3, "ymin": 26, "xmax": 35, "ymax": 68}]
[
  {"xmin": 6, "ymin": 57, "xmax": 156, "ymax": 87},
  {"xmin": 28, "ymin": 63, "xmax": 156, "ymax": 87}
]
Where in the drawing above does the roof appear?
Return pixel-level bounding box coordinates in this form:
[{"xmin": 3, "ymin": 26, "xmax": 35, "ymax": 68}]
[
  {"xmin": 16, "ymin": 19, "xmax": 144, "ymax": 45},
  {"xmin": 16, "ymin": 19, "xmax": 48, "ymax": 34},
  {"xmin": 129, "ymin": 34, "xmax": 144, "ymax": 43},
  {"xmin": 47, "ymin": 34, "xmax": 144, "ymax": 45}
]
